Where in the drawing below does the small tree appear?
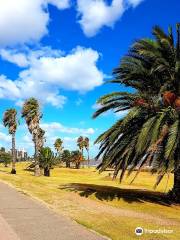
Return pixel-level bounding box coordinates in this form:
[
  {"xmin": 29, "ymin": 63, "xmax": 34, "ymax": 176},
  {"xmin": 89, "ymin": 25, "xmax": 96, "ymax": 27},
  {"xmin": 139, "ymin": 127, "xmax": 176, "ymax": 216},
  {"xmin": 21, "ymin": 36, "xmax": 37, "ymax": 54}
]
[
  {"xmin": 61, "ymin": 149, "xmax": 71, "ymax": 168},
  {"xmin": 71, "ymin": 150, "xmax": 83, "ymax": 169},
  {"xmin": 0, "ymin": 152, "xmax": 12, "ymax": 167},
  {"xmin": 0, "ymin": 147, "xmax": 5, "ymax": 152},
  {"xmin": 39, "ymin": 147, "xmax": 58, "ymax": 177}
]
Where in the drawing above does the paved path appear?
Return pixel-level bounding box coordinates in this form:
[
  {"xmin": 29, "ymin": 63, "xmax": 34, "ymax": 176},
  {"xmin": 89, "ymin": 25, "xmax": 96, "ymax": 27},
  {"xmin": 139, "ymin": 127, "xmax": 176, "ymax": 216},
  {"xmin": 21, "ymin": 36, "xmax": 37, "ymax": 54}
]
[
  {"xmin": 0, "ymin": 214, "xmax": 19, "ymax": 240},
  {"xmin": 0, "ymin": 182, "xmax": 105, "ymax": 240}
]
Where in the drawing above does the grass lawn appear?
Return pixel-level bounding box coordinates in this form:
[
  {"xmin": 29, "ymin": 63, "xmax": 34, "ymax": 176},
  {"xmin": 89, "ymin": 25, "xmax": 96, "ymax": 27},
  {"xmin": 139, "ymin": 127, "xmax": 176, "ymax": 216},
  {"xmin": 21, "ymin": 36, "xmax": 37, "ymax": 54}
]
[{"xmin": 0, "ymin": 162, "xmax": 180, "ymax": 240}]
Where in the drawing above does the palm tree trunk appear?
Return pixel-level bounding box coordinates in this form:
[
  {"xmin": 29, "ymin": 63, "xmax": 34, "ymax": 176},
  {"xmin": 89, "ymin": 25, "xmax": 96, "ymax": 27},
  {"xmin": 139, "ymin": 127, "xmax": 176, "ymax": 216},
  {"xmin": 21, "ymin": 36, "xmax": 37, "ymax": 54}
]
[
  {"xmin": 171, "ymin": 166, "xmax": 180, "ymax": 202},
  {"xmin": 76, "ymin": 162, "xmax": 80, "ymax": 169},
  {"xmin": 82, "ymin": 148, "xmax": 84, "ymax": 168},
  {"xmin": 34, "ymin": 133, "xmax": 40, "ymax": 176},
  {"xmin": 87, "ymin": 149, "xmax": 90, "ymax": 168},
  {"xmin": 66, "ymin": 160, "xmax": 70, "ymax": 168},
  {"xmin": 44, "ymin": 167, "xmax": 50, "ymax": 177},
  {"xmin": 169, "ymin": 145, "xmax": 180, "ymax": 203},
  {"xmin": 11, "ymin": 133, "xmax": 16, "ymax": 174}
]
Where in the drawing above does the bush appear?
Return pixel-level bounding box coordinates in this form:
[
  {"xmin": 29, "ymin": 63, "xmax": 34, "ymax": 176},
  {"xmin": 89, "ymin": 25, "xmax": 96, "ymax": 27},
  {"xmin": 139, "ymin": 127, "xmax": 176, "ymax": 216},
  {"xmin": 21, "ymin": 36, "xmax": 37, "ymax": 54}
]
[{"xmin": 39, "ymin": 147, "xmax": 59, "ymax": 176}]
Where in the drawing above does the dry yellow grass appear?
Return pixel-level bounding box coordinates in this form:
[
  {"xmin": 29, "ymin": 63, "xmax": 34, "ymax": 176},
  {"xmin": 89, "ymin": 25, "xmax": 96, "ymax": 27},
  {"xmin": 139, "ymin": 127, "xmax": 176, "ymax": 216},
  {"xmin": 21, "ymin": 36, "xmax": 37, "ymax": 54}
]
[{"xmin": 0, "ymin": 163, "xmax": 180, "ymax": 240}]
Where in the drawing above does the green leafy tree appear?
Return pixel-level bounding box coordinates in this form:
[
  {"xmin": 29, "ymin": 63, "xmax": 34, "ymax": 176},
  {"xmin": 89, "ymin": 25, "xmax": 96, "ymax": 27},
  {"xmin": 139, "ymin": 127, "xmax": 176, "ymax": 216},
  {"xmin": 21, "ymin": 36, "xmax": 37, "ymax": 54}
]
[
  {"xmin": 0, "ymin": 151, "xmax": 12, "ymax": 167},
  {"xmin": 93, "ymin": 24, "xmax": 180, "ymax": 202},
  {"xmin": 3, "ymin": 109, "xmax": 17, "ymax": 174},
  {"xmin": 39, "ymin": 147, "xmax": 58, "ymax": 177},
  {"xmin": 61, "ymin": 149, "xmax": 71, "ymax": 168},
  {"xmin": 22, "ymin": 98, "xmax": 42, "ymax": 176},
  {"xmin": 0, "ymin": 147, "xmax": 5, "ymax": 152}
]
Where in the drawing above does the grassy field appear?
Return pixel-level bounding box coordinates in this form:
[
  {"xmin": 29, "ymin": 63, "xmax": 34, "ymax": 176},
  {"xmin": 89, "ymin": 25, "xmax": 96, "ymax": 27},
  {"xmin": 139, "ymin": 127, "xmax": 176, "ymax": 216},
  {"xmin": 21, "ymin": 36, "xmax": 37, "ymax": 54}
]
[{"xmin": 0, "ymin": 163, "xmax": 180, "ymax": 240}]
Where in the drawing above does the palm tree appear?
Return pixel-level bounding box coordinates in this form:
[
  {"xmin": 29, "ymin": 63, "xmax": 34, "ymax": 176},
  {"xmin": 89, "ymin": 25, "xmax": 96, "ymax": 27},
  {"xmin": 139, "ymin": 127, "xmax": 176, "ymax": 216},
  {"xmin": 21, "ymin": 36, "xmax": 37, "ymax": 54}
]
[
  {"xmin": 77, "ymin": 136, "xmax": 85, "ymax": 167},
  {"xmin": 93, "ymin": 24, "xmax": 180, "ymax": 202},
  {"xmin": 3, "ymin": 109, "xmax": 17, "ymax": 174},
  {"xmin": 61, "ymin": 149, "xmax": 71, "ymax": 168},
  {"xmin": 22, "ymin": 98, "xmax": 42, "ymax": 176},
  {"xmin": 84, "ymin": 137, "xmax": 90, "ymax": 167},
  {"xmin": 77, "ymin": 136, "xmax": 84, "ymax": 155},
  {"xmin": 77, "ymin": 136, "xmax": 90, "ymax": 166},
  {"xmin": 54, "ymin": 138, "xmax": 63, "ymax": 155}
]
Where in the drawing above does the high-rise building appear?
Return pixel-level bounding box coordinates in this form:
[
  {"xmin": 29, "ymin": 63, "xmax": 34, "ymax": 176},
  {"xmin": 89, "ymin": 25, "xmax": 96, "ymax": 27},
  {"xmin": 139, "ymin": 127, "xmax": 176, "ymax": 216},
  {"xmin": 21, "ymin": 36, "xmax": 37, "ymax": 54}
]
[{"xmin": 10, "ymin": 149, "xmax": 28, "ymax": 161}]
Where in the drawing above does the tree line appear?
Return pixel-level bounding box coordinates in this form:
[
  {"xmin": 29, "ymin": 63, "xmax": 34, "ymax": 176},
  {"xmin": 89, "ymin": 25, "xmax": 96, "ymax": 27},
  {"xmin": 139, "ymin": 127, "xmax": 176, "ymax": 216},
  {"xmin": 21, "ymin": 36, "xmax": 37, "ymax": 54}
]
[{"xmin": 1, "ymin": 98, "xmax": 90, "ymax": 176}]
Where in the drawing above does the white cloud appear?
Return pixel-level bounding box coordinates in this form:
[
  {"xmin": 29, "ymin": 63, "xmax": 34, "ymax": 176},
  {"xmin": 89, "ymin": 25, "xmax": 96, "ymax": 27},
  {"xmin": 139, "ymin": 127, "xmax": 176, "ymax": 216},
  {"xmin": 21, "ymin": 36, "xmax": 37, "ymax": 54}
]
[
  {"xmin": 0, "ymin": 0, "xmax": 70, "ymax": 47},
  {"xmin": 0, "ymin": 0, "xmax": 144, "ymax": 46},
  {"xmin": 41, "ymin": 122, "xmax": 95, "ymax": 135},
  {"xmin": 92, "ymin": 103, "xmax": 102, "ymax": 110},
  {"xmin": 22, "ymin": 135, "xmax": 34, "ymax": 147},
  {"xmin": 0, "ymin": 0, "xmax": 48, "ymax": 46},
  {"xmin": 0, "ymin": 75, "xmax": 20, "ymax": 99},
  {"xmin": 127, "ymin": 0, "xmax": 144, "ymax": 7},
  {"xmin": 0, "ymin": 132, "xmax": 11, "ymax": 143},
  {"xmin": 0, "ymin": 47, "xmax": 63, "ymax": 67},
  {"xmin": 46, "ymin": 94, "xmax": 67, "ymax": 107},
  {"xmin": 19, "ymin": 46, "xmax": 103, "ymax": 92},
  {"xmin": 0, "ymin": 49, "xmax": 29, "ymax": 67},
  {"xmin": 0, "ymin": 46, "xmax": 103, "ymax": 107},
  {"xmin": 77, "ymin": 0, "xmax": 144, "ymax": 37},
  {"xmin": 115, "ymin": 109, "xmax": 129, "ymax": 118},
  {"xmin": 46, "ymin": 0, "xmax": 71, "ymax": 9},
  {"xmin": 0, "ymin": 74, "xmax": 66, "ymax": 108}
]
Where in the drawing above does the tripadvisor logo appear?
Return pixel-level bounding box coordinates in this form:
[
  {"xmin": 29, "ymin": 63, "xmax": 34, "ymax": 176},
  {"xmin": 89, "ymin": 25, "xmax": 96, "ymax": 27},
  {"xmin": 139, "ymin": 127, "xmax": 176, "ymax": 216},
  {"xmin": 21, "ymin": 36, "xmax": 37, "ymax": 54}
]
[{"xmin": 135, "ymin": 227, "xmax": 143, "ymax": 236}]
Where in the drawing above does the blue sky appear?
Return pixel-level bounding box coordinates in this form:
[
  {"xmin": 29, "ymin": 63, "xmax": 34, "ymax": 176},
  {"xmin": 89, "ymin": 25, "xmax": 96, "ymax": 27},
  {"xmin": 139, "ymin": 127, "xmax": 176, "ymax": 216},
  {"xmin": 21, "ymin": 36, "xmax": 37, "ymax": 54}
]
[{"xmin": 0, "ymin": 0, "xmax": 179, "ymax": 157}]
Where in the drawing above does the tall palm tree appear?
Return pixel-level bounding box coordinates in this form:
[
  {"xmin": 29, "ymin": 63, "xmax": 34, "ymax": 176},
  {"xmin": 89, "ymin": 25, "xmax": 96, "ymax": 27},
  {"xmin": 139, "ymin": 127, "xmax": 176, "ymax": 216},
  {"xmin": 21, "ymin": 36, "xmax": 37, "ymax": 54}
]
[
  {"xmin": 22, "ymin": 98, "xmax": 42, "ymax": 176},
  {"xmin": 3, "ymin": 109, "xmax": 17, "ymax": 174},
  {"xmin": 84, "ymin": 137, "xmax": 90, "ymax": 167},
  {"xmin": 54, "ymin": 138, "xmax": 63, "ymax": 155},
  {"xmin": 93, "ymin": 24, "xmax": 180, "ymax": 202},
  {"xmin": 77, "ymin": 136, "xmax": 84, "ymax": 155},
  {"xmin": 77, "ymin": 136, "xmax": 85, "ymax": 166},
  {"xmin": 77, "ymin": 136, "xmax": 90, "ymax": 166}
]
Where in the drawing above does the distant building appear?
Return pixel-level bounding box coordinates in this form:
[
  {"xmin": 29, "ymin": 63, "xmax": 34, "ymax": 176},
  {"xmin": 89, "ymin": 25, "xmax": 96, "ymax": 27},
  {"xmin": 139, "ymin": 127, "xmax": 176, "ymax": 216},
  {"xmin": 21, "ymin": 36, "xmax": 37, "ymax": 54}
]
[
  {"xmin": 9, "ymin": 149, "xmax": 28, "ymax": 162},
  {"xmin": 88, "ymin": 158, "xmax": 102, "ymax": 167}
]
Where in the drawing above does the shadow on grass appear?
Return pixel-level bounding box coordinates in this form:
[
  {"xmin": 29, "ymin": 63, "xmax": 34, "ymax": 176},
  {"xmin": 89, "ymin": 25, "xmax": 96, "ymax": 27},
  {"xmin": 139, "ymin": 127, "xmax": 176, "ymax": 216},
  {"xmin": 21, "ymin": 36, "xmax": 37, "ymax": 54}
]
[
  {"xmin": 24, "ymin": 168, "xmax": 34, "ymax": 172},
  {"xmin": 59, "ymin": 183, "xmax": 172, "ymax": 206}
]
